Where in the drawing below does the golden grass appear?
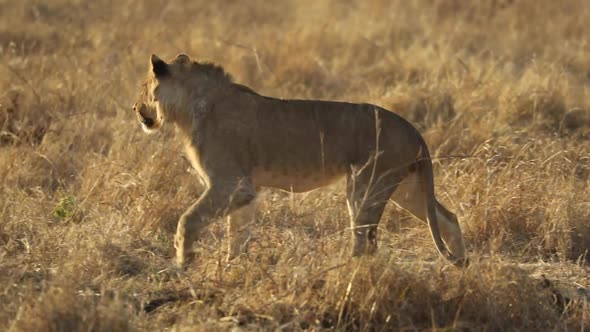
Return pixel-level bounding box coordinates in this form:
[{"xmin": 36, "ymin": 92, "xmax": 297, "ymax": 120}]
[{"xmin": 0, "ymin": 0, "xmax": 589, "ymax": 330}]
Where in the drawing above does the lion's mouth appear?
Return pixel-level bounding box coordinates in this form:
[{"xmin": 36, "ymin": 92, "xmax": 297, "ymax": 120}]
[
  {"xmin": 136, "ymin": 108, "xmax": 155, "ymax": 128},
  {"xmin": 141, "ymin": 117, "xmax": 154, "ymax": 127}
]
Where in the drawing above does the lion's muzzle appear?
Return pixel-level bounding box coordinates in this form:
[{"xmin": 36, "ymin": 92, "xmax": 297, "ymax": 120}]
[
  {"xmin": 134, "ymin": 103, "xmax": 155, "ymax": 128},
  {"xmin": 141, "ymin": 117, "xmax": 154, "ymax": 127}
]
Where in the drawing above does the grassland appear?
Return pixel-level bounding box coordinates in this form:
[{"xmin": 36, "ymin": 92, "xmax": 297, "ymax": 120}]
[{"xmin": 0, "ymin": 0, "xmax": 589, "ymax": 330}]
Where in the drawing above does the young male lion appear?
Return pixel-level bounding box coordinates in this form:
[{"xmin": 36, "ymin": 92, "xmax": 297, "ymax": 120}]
[{"xmin": 133, "ymin": 53, "xmax": 467, "ymax": 268}]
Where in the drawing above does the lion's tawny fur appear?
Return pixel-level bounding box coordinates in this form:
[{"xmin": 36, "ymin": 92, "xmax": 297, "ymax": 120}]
[{"xmin": 133, "ymin": 53, "xmax": 467, "ymax": 267}]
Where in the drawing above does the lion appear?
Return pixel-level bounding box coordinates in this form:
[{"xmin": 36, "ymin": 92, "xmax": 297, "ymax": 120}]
[{"xmin": 133, "ymin": 53, "xmax": 467, "ymax": 268}]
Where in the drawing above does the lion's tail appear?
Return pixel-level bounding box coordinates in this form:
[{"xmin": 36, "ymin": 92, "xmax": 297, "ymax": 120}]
[{"xmin": 416, "ymin": 145, "xmax": 467, "ymax": 267}]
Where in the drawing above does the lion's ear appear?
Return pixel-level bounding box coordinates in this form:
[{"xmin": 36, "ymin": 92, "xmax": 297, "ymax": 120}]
[
  {"xmin": 174, "ymin": 53, "xmax": 191, "ymax": 65},
  {"xmin": 150, "ymin": 54, "xmax": 169, "ymax": 78}
]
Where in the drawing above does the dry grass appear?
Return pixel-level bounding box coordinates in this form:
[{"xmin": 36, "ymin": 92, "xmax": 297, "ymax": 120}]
[{"xmin": 1, "ymin": 0, "xmax": 589, "ymax": 330}]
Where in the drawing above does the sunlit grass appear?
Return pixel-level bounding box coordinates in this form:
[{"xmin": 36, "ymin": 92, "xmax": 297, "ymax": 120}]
[{"xmin": 0, "ymin": 0, "xmax": 588, "ymax": 330}]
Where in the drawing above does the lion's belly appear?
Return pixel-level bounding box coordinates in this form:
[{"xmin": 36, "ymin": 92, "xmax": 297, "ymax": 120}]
[{"xmin": 252, "ymin": 167, "xmax": 345, "ymax": 193}]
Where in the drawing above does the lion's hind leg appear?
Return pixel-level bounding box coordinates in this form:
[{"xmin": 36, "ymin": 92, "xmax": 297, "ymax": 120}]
[{"xmin": 346, "ymin": 165, "xmax": 400, "ymax": 257}]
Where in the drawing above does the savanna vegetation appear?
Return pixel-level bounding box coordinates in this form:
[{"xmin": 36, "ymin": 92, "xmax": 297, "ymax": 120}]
[{"xmin": 0, "ymin": 0, "xmax": 588, "ymax": 330}]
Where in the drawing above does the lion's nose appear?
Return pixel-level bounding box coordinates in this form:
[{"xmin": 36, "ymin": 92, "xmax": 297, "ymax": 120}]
[{"xmin": 133, "ymin": 104, "xmax": 137, "ymax": 112}]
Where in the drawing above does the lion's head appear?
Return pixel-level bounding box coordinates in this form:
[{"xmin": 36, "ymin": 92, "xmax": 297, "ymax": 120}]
[{"xmin": 133, "ymin": 53, "xmax": 232, "ymax": 133}]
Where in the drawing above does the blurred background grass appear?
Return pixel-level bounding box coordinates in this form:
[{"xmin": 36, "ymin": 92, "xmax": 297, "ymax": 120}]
[{"xmin": 0, "ymin": 0, "xmax": 589, "ymax": 330}]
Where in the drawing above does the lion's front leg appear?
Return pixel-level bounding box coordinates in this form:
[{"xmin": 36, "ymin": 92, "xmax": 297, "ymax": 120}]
[
  {"xmin": 174, "ymin": 178, "xmax": 256, "ymax": 268},
  {"xmin": 226, "ymin": 199, "xmax": 256, "ymax": 261}
]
